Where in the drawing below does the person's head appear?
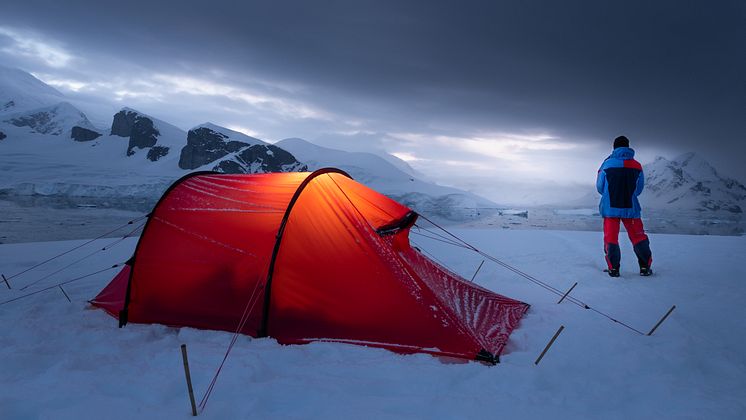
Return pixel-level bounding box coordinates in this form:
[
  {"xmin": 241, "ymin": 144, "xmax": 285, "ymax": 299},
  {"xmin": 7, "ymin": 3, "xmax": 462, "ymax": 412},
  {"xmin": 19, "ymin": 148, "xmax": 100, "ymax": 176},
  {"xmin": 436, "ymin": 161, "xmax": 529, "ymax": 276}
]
[{"xmin": 613, "ymin": 135, "xmax": 630, "ymax": 149}]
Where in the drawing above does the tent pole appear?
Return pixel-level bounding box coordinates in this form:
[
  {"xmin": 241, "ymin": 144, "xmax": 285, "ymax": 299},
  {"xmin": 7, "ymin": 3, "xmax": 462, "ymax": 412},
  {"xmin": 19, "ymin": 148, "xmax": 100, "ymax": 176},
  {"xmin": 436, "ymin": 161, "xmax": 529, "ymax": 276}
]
[
  {"xmin": 58, "ymin": 285, "xmax": 71, "ymax": 303},
  {"xmin": 557, "ymin": 282, "xmax": 578, "ymax": 304},
  {"xmin": 181, "ymin": 344, "xmax": 198, "ymax": 416},
  {"xmin": 469, "ymin": 260, "xmax": 485, "ymax": 282},
  {"xmin": 647, "ymin": 305, "xmax": 676, "ymax": 336},
  {"xmin": 535, "ymin": 325, "xmax": 564, "ymax": 365}
]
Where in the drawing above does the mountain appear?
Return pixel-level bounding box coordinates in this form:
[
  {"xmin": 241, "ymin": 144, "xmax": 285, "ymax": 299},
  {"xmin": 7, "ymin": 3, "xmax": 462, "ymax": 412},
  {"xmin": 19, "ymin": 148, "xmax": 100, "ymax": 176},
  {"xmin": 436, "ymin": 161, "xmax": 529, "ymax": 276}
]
[
  {"xmin": 641, "ymin": 153, "xmax": 746, "ymax": 213},
  {"xmin": 0, "ymin": 66, "xmax": 65, "ymax": 115},
  {"xmin": 0, "ymin": 67, "xmax": 496, "ymax": 220},
  {"xmin": 108, "ymin": 107, "xmax": 188, "ymax": 162},
  {"xmin": 2, "ymin": 102, "xmax": 99, "ymax": 139},
  {"xmin": 570, "ymin": 152, "xmax": 746, "ymax": 213},
  {"xmin": 276, "ymin": 137, "xmax": 498, "ymax": 219},
  {"xmin": 180, "ymin": 124, "xmax": 306, "ymax": 174}
]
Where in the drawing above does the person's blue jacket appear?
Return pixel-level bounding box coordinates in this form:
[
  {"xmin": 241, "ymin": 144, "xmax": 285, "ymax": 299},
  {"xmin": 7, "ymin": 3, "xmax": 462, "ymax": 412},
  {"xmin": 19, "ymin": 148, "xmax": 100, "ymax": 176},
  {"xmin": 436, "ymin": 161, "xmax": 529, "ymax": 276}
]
[{"xmin": 596, "ymin": 147, "xmax": 644, "ymax": 218}]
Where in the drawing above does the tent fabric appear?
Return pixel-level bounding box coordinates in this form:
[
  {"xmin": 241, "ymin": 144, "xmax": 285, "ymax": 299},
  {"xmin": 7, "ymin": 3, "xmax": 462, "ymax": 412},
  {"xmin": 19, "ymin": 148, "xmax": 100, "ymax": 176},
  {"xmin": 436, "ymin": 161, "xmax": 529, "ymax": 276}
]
[{"xmin": 91, "ymin": 169, "xmax": 529, "ymax": 363}]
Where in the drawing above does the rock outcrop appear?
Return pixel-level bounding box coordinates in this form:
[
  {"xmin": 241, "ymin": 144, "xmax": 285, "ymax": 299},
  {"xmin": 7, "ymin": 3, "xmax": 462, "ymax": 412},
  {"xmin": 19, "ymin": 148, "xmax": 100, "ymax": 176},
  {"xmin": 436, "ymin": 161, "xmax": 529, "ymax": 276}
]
[
  {"xmin": 213, "ymin": 144, "xmax": 308, "ymax": 174},
  {"xmin": 0, "ymin": 130, "xmax": 6, "ymax": 140},
  {"xmin": 70, "ymin": 126, "xmax": 102, "ymax": 142},
  {"xmin": 179, "ymin": 126, "xmax": 253, "ymax": 169},
  {"xmin": 110, "ymin": 109, "xmax": 161, "ymax": 155},
  {"xmin": 146, "ymin": 146, "xmax": 170, "ymax": 162},
  {"xmin": 179, "ymin": 124, "xmax": 306, "ymax": 174}
]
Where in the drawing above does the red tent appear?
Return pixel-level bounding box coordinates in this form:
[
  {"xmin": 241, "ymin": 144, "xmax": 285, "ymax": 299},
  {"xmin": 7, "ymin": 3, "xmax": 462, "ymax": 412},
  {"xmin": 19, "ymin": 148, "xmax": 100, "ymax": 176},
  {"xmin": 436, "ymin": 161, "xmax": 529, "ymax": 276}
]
[{"xmin": 92, "ymin": 169, "xmax": 529, "ymax": 363}]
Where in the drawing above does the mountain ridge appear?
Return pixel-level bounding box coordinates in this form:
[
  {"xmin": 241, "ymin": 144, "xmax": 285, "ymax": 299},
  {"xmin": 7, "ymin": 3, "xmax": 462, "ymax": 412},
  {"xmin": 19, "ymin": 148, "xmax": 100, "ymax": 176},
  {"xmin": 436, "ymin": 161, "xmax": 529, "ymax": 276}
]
[{"xmin": 0, "ymin": 67, "xmax": 496, "ymax": 220}]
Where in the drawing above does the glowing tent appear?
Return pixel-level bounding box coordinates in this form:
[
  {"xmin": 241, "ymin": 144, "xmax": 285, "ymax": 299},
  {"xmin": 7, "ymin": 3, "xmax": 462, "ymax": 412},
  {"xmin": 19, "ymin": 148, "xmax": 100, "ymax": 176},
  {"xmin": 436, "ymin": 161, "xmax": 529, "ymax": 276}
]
[{"xmin": 92, "ymin": 169, "xmax": 529, "ymax": 363}]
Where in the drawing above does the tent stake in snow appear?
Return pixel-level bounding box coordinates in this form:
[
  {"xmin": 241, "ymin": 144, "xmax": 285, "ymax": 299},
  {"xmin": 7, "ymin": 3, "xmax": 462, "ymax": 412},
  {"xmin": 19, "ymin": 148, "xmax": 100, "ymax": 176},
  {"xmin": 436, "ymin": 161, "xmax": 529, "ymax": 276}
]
[
  {"xmin": 557, "ymin": 282, "xmax": 578, "ymax": 304},
  {"xmin": 470, "ymin": 260, "xmax": 485, "ymax": 282},
  {"xmin": 1, "ymin": 274, "xmax": 10, "ymax": 289},
  {"xmin": 647, "ymin": 305, "xmax": 676, "ymax": 336},
  {"xmin": 535, "ymin": 325, "xmax": 564, "ymax": 365},
  {"xmin": 58, "ymin": 285, "xmax": 71, "ymax": 303},
  {"xmin": 180, "ymin": 344, "xmax": 198, "ymax": 416}
]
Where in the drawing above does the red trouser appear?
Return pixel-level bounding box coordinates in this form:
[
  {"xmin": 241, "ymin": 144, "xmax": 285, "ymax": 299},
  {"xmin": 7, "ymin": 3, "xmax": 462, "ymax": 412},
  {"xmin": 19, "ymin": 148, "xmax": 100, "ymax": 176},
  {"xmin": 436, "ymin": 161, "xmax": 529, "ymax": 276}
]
[{"xmin": 603, "ymin": 218, "xmax": 652, "ymax": 270}]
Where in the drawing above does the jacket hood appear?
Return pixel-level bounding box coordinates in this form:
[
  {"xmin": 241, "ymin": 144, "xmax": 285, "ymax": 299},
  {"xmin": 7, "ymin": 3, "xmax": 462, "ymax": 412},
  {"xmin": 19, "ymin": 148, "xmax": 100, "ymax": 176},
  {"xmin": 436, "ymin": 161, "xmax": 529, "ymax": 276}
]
[{"xmin": 610, "ymin": 147, "xmax": 635, "ymax": 160}]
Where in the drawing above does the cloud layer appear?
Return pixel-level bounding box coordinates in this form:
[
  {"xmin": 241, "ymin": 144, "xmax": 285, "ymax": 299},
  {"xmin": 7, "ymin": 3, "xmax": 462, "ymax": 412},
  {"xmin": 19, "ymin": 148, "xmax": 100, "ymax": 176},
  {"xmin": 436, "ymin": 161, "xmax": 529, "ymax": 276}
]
[{"xmin": 1, "ymin": 0, "xmax": 744, "ymax": 203}]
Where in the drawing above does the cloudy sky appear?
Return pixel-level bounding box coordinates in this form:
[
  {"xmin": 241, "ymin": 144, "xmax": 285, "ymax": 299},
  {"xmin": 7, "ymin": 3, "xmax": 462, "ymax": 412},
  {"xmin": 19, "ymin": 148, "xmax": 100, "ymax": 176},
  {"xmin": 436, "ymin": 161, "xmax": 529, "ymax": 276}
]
[{"xmin": 1, "ymin": 0, "xmax": 743, "ymax": 204}]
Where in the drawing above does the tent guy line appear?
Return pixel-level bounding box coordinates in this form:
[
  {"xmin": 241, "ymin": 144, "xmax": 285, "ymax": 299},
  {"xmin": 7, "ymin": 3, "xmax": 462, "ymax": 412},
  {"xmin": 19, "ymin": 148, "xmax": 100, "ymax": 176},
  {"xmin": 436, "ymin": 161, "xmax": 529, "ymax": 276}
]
[
  {"xmin": 2, "ymin": 214, "xmax": 148, "ymax": 282},
  {"xmin": 1, "ymin": 188, "xmax": 657, "ymax": 338},
  {"xmin": 415, "ymin": 214, "xmax": 652, "ymax": 336},
  {"xmin": 18, "ymin": 221, "xmax": 146, "ymax": 291},
  {"xmin": 0, "ymin": 264, "xmax": 122, "ymax": 306},
  {"xmin": 199, "ymin": 276, "xmax": 265, "ymax": 413}
]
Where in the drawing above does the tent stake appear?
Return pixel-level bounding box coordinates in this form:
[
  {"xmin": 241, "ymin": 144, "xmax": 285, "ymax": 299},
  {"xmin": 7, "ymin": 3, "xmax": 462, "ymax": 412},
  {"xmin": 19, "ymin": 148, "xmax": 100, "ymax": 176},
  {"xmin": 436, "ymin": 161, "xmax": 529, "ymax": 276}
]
[
  {"xmin": 557, "ymin": 282, "xmax": 578, "ymax": 304},
  {"xmin": 647, "ymin": 305, "xmax": 676, "ymax": 336},
  {"xmin": 535, "ymin": 325, "xmax": 564, "ymax": 365},
  {"xmin": 1, "ymin": 274, "xmax": 10, "ymax": 289},
  {"xmin": 181, "ymin": 344, "xmax": 198, "ymax": 416},
  {"xmin": 58, "ymin": 285, "xmax": 71, "ymax": 303},
  {"xmin": 470, "ymin": 260, "xmax": 485, "ymax": 282}
]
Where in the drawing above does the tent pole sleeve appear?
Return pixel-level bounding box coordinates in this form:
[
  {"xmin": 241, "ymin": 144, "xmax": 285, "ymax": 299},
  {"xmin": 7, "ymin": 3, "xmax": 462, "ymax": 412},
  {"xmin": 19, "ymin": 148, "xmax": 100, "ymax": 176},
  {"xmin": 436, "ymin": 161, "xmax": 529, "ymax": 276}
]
[
  {"xmin": 258, "ymin": 168, "xmax": 352, "ymax": 338},
  {"xmin": 119, "ymin": 170, "xmax": 218, "ymax": 327}
]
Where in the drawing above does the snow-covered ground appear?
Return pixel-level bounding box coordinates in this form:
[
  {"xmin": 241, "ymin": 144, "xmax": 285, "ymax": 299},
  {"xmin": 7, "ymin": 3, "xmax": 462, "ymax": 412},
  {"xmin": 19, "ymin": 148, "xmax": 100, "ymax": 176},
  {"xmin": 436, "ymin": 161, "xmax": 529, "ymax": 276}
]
[{"xmin": 1, "ymin": 228, "xmax": 745, "ymax": 419}]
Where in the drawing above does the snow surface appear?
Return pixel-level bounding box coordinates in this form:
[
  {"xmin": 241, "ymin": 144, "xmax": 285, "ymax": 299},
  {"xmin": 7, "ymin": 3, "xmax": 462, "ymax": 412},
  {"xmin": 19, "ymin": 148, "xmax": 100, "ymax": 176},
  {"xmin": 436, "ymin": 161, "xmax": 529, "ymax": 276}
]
[
  {"xmin": 1, "ymin": 229, "xmax": 745, "ymax": 419},
  {"xmin": 0, "ymin": 127, "xmax": 185, "ymax": 198}
]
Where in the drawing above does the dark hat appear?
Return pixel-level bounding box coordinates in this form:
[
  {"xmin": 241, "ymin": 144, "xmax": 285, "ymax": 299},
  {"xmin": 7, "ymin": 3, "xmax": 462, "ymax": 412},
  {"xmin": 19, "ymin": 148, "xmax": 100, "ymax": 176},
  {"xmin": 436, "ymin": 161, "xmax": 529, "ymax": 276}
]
[{"xmin": 613, "ymin": 136, "xmax": 630, "ymax": 149}]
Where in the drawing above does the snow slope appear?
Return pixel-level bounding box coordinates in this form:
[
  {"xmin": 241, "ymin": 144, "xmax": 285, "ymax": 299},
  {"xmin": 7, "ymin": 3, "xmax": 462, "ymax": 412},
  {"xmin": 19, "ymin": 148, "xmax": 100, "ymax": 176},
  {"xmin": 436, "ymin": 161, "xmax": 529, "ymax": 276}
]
[
  {"xmin": 277, "ymin": 137, "xmax": 499, "ymax": 219},
  {"xmin": 1, "ymin": 229, "xmax": 744, "ymax": 419},
  {"xmin": 193, "ymin": 122, "xmax": 267, "ymax": 146},
  {"xmin": 0, "ymin": 65, "xmax": 66, "ymax": 115},
  {"xmin": 0, "ymin": 123, "xmax": 185, "ymax": 198},
  {"xmin": 1, "ymin": 101, "xmax": 98, "ymax": 136}
]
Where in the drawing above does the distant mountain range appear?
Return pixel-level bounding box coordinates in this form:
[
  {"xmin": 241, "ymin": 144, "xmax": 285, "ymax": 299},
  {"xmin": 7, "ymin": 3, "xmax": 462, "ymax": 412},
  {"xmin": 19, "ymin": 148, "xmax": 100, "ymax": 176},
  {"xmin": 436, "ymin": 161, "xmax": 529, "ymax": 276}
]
[
  {"xmin": 0, "ymin": 65, "xmax": 495, "ymax": 220},
  {"xmin": 640, "ymin": 153, "xmax": 745, "ymax": 213},
  {"xmin": 570, "ymin": 152, "xmax": 745, "ymax": 214}
]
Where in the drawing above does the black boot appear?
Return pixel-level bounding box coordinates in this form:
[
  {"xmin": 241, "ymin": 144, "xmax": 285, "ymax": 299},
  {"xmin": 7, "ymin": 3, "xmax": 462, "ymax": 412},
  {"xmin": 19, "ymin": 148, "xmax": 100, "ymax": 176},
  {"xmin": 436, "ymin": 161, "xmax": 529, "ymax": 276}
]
[
  {"xmin": 607, "ymin": 268, "xmax": 620, "ymax": 278},
  {"xmin": 640, "ymin": 266, "xmax": 653, "ymax": 276}
]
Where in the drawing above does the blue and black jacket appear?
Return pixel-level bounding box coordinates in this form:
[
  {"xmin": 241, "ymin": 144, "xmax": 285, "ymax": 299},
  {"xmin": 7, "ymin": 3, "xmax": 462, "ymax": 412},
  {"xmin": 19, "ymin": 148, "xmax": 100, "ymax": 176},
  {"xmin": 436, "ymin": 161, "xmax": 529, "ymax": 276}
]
[{"xmin": 596, "ymin": 147, "xmax": 644, "ymax": 218}]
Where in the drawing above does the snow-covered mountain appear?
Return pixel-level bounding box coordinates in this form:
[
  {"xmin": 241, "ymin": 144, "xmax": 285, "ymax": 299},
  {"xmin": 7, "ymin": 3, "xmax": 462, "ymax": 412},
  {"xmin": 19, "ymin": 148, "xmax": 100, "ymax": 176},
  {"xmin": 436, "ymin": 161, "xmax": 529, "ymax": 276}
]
[
  {"xmin": 180, "ymin": 124, "xmax": 306, "ymax": 174},
  {"xmin": 0, "ymin": 66, "xmax": 495, "ymax": 220},
  {"xmin": 0, "ymin": 66, "xmax": 66, "ymax": 115},
  {"xmin": 276, "ymin": 137, "xmax": 498, "ymax": 219},
  {"xmin": 108, "ymin": 107, "xmax": 186, "ymax": 162},
  {"xmin": 567, "ymin": 152, "xmax": 746, "ymax": 214},
  {"xmin": 3, "ymin": 102, "xmax": 99, "ymax": 138},
  {"xmin": 641, "ymin": 153, "xmax": 745, "ymax": 213}
]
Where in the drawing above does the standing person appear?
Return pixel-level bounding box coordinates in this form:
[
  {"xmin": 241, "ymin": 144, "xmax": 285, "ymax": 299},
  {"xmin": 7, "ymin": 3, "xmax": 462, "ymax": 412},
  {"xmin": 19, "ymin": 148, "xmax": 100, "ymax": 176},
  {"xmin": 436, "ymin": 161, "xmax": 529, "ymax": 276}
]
[{"xmin": 596, "ymin": 136, "xmax": 653, "ymax": 277}]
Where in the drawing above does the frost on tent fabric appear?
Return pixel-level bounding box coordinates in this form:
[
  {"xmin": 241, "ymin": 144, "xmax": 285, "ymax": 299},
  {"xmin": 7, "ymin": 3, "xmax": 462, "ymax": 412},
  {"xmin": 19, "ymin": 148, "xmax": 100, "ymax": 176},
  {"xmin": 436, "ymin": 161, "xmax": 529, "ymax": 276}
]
[{"xmin": 91, "ymin": 168, "xmax": 529, "ymax": 363}]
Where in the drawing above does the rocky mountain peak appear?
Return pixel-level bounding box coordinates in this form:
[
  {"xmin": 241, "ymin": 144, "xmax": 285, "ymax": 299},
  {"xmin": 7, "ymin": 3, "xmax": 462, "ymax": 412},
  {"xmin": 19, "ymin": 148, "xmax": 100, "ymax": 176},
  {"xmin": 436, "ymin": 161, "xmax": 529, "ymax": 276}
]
[
  {"xmin": 179, "ymin": 123, "xmax": 305, "ymax": 174},
  {"xmin": 110, "ymin": 108, "xmax": 170, "ymax": 160}
]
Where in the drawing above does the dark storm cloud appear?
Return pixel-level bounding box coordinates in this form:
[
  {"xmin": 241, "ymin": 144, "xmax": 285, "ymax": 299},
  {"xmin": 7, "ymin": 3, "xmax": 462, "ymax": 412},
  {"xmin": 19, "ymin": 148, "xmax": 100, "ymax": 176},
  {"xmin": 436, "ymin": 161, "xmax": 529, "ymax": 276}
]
[{"xmin": 2, "ymin": 0, "xmax": 744, "ymax": 183}]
